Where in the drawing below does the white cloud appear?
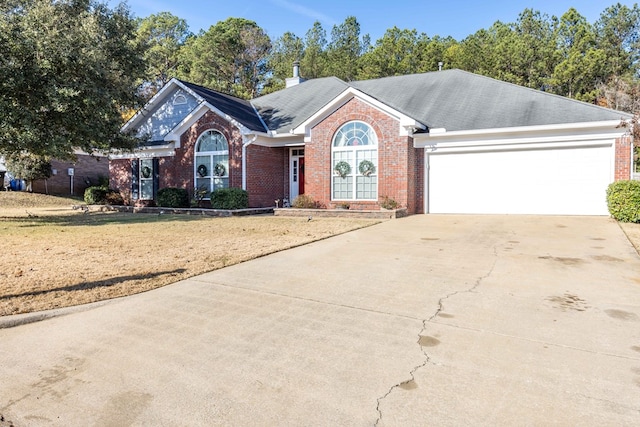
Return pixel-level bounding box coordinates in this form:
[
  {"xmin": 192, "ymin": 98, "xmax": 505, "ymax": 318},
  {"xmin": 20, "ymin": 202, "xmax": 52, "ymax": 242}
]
[{"xmin": 271, "ymin": 0, "xmax": 338, "ymax": 27}]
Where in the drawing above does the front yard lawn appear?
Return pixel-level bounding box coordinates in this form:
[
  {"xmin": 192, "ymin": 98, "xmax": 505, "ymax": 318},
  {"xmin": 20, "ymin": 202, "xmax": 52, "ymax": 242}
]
[{"xmin": 0, "ymin": 192, "xmax": 380, "ymax": 316}]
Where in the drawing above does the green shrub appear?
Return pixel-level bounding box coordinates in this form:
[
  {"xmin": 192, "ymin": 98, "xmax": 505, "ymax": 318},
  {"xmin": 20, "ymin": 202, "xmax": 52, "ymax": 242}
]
[
  {"xmin": 292, "ymin": 194, "xmax": 321, "ymax": 209},
  {"xmin": 210, "ymin": 187, "xmax": 249, "ymax": 209},
  {"xmin": 84, "ymin": 186, "xmax": 108, "ymax": 204},
  {"xmin": 84, "ymin": 186, "xmax": 123, "ymax": 205},
  {"xmin": 606, "ymin": 180, "xmax": 640, "ymax": 222},
  {"xmin": 157, "ymin": 187, "xmax": 190, "ymax": 208}
]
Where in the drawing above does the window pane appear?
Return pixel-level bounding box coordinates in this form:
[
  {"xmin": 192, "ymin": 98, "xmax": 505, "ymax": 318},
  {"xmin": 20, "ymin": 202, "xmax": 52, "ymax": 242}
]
[
  {"xmin": 211, "ymin": 132, "xmax": 228, "ymax": 151},
  {"xmin": 197, "ymin": 133, "xmax": 215, "ymax": 152},
  {"xmin": 141, "ymin": 180, "xmax": 154, "ymax": 200},
  {"xmin": 196, "ymin": 178, "xmax": 209, "ymax": 191},
  {"xmin": 356, "ymin": 176, "xmax": 377, "ymax": 200},
  {"xmin": 356, "ymin": 150, "xmax": 377, "ymax": 176},
  {"xmin": 197, "ymin": 131, "xmax": 228, "ymax": 152},
  {"xmin": 212, "ymin": 154, "xmax": 228, "ymax": 177},
  {"xmin": 333, "ymin": 176, "xmax": 353, "ymax": 199},
  {"xmin": 195, "ymin": 156, "xmax": 210, "ymax": 178},
  {"xmin": 333, "ymin": 130, "xmax": 348, "ymax": 147},
  {"xmin": 213, "ymin": 177, "xmax": 228, "ymax": 190}
]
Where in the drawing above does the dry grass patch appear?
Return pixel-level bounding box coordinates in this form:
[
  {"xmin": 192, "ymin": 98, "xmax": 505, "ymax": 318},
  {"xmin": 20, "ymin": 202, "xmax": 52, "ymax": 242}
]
[
  {"xmin": 1, "ymin": 192, "xmax": 381, "ymax": 316},
  {"xmin": 619, "ymin": 221, "xmax": 640, "ymax": 254}
]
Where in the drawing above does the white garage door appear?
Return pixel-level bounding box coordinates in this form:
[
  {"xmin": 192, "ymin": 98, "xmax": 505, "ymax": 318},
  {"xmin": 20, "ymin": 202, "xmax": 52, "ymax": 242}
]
[{"xmin": 427, "ymin": 145, "xmax": 612, "ymax": 215}]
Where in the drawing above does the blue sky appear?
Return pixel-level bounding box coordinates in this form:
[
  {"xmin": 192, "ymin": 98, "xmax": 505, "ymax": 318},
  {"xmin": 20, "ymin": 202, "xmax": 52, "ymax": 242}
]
[{"xmin": 115, "ymin": 0, "xmax": 636, "ymax": 41}]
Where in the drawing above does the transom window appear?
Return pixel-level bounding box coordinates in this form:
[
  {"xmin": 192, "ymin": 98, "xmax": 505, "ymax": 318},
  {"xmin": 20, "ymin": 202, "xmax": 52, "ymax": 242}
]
[
  {"xmin": 332, "ymin": 121, "xmax": 378, "ymax": 200},
  {"xmin": 195, "ymin": 130, "xmax": 229, "ymax": 196}
]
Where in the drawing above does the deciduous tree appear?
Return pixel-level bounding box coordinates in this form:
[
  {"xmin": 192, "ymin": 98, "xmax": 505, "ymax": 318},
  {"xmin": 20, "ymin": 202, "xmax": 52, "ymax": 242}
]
[{"xmin": 0, "ymin": 0, "xmax": 146, "ymax": 159}]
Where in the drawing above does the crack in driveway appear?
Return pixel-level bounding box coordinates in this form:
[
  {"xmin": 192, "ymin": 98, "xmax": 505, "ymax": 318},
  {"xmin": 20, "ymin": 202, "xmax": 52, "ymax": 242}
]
[{"xmin": 374, "ymin": 247, "xmax": 498, "ymax": 426}]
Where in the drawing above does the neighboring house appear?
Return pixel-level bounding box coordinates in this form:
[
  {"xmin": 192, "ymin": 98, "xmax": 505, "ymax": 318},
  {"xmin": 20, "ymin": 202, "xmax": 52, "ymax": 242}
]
[
  {"xmin": 30, "ymin": 154, "xmax": 109, "ymax": 197},
  {"xmin": 111, "ymin": 68, "xmax": 634, "ymax": 215},
  {"xmin": 1, "ymin": 152, "xmax": 108, "ymax": 197}
]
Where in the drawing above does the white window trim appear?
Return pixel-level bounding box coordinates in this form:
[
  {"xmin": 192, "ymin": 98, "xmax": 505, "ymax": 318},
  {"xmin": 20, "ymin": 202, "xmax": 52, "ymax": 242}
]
[
  {"xmin": 195, "ymin": 129, "xmax": 230, "ymax": 198},
  {"xmin": 331, "ymin": 121, "xmax": 378, "ymax": 201}
]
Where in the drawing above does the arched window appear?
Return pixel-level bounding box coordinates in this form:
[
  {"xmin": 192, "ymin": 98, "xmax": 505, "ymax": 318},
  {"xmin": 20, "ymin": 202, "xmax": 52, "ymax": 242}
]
[
  {"xmin": 195, "ymin": 130, "xmax": 229, "ymax": 195},
  {"xmin": 332, "ymin": 121, "xmax": 378, "ymax": 200},
  {"xmin": 173, "ymin": 94, "xmax": 187, "ymax": 105}
]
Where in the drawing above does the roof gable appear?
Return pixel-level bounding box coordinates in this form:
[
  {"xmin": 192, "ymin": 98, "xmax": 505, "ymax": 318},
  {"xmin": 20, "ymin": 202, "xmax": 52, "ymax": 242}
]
[
  {"xmin": 136, "ymin": 87, "xmax": 199, "ymax": 143},
  {"xmin": 291, "ymin": 86, "xmax": 426, "ymax": 138}
]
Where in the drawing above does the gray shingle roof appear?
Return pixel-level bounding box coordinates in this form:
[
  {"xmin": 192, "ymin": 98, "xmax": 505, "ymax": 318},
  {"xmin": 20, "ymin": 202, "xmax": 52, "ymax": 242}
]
[
  {"xmin": 251, "ymin": 77, "xmax": 349, "ymax": 134},
  {"xmin": 176, "ymin": 70, "xmax": 630, "ymax": 136},
  {"xmin": 350, "ymin": 70, "xmax": 631, "ymax": 132},
  {"xmin": 179, "ymin": 80, "xmax": 267, "ymax": 133}
]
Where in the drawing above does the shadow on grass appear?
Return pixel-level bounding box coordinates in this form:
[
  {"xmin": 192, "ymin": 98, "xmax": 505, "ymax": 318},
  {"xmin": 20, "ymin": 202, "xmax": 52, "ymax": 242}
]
[
  {"xmin": 0, "ymin": 212, "xmax": 212, "ymax": 227},
  {"xmin": 0, "ymin": 268, "xmax": 187, "ymax": 300}
]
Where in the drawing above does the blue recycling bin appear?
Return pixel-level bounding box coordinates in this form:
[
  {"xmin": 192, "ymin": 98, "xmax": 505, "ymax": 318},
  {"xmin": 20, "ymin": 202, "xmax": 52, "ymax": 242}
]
[{"xmin": 10, "ymin": 179, "xmax": 22, "ymax": 191}]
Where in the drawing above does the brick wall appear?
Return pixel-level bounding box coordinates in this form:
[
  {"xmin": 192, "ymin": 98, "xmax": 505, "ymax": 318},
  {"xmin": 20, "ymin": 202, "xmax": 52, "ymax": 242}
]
[
  {"xmin": 305, "ymin": 97, "xmax": 422, "ymax": 214},
  {"xmin": 615, "ymin": 135, "xmax": 633, "ymax": 181},
  {"xmin": 110, "ymin": 110, "xmax": 285, "ymax": 207},
  {"xmin": 109, "ymin": 159, "xmax": 132, "ymax": 203},
  {"xmin": 32, "ymin": 155, "xmax": 109, "ymax": 197},
  {"xmin": 246, "ymin": 144, "xmax": 286, "ymax": 207}
]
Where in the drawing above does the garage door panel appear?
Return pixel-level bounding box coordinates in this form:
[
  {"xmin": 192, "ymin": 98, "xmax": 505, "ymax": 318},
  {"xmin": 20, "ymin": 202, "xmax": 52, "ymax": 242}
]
[{"xmin": 428, "ymin": 146, "xmax": 612, "ymax": 215}]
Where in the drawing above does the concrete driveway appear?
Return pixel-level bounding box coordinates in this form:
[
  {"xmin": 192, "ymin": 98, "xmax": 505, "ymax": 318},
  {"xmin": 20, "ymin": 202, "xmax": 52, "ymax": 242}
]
[{"xmin": 1, "ymin": 215, "xmax": 639, "ymax": 426}]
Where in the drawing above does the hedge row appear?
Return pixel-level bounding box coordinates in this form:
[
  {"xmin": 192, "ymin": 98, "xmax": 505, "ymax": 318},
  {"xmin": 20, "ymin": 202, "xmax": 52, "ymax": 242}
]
[
  {"xmin": 156, "ymin": 187, "xmax": 249, "ymax": 210},
  {"xmin": 84, "ymin": 186, "xmax": 250, "ymax": 210}
]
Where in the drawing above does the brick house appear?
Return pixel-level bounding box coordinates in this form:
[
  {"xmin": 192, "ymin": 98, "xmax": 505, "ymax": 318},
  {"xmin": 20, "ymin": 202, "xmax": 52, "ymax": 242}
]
[
  {"xmin": 111, "ymin": 68, "xmax": 634, "ymax": 215},
  {"xmin": 31, "ymin": 154, "xmax": 109, "ymax": 197},
  {"xmin": 1, "ymin": 153, "xmax": 108, "ymax": 197}
]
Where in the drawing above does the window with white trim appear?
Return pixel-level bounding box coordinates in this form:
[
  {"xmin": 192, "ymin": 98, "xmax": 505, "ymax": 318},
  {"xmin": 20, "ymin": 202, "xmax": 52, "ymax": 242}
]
[
  {"xmin": 195, "ymin": 130, "xmax": 229, "ymax": 196},
  {"xmin": 139, "ymin": 158, "xmax": 155, "ymax": 200},
  {"xmin": 332, "ymin": 121, "xmax": 378, "ymax": 200},
  {"xmin": 131, "ymin": 158, "xmax": 158, "ymax": 201}
]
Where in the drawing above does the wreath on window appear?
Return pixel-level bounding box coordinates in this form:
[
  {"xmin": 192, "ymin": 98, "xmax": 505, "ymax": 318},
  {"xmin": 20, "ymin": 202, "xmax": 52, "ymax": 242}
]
[
  {"xmin": 213, "ymin": 163, "xmax": 226, "ymax": 177},
  {"xmin": 358, "ymin": 160, "xmax": 376, "ymax": 176},
  {"xmin": 334, "ymin": 161, "xmax": 351, "ymax": 178},
  {"xmin": 197, "ymin": 164, "xmax": 208, "ymax": 177},
  {"xmin": 141, "ymin": 166, "xmax": 152, "ymax": 179}
]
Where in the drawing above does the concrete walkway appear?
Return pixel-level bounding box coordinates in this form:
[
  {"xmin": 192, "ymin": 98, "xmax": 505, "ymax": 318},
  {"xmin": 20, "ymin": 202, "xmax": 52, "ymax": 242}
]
[{"xmin": 1, "ymin": 215, "xmax": 639, "ymax": 426}]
